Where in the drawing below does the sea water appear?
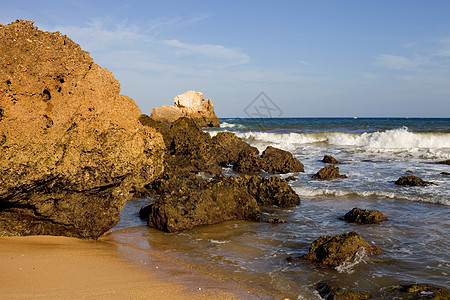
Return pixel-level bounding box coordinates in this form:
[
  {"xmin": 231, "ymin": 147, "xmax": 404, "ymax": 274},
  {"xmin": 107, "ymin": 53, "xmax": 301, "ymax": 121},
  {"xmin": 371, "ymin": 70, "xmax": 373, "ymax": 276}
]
[{"xmin": 108, "ymin": 118, "xmax": 450, "ymax": 299}]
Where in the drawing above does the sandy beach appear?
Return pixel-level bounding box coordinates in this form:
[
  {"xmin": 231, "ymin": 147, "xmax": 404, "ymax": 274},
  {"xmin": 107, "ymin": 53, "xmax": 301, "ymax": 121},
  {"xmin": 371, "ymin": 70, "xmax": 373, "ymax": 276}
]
[{"xmin": 0, "ymin": 235, "xmax": 246, "ymax": 300}]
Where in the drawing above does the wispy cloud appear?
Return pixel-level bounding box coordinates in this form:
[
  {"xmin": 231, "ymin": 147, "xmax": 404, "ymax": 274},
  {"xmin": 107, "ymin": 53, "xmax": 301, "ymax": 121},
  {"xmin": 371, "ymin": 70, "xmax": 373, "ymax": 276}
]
[{"xmin": 375, "ymin": 54, "xmax": 424, "ymax": 70}]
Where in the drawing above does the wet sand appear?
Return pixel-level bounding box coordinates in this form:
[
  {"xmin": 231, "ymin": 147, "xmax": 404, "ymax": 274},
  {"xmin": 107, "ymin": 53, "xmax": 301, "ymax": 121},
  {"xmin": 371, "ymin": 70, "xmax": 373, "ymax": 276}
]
[{"xmin": 0, "ymin": 235, "xmax": 246, "ymax": 299}]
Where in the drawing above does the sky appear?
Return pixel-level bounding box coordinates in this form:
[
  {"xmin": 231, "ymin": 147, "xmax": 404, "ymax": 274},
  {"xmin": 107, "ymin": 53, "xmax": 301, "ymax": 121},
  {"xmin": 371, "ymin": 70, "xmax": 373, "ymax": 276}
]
[{"xmin": 1, "ymin": 0, "xmax": 450, "ymax": 117}]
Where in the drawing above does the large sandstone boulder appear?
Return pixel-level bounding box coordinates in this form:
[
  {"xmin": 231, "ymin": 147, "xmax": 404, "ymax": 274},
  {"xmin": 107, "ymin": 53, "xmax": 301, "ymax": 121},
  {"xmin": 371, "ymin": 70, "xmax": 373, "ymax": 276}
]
[
  {"xmin": 0, "ymin": 20, "xmax": 165, "ymax": 238},
  {"xmin": 301, "ymin": 232, "xmax": 382, "ymax": 267},
  {"xmin": 243, "ymin": 175, "xmax": 300, "ymax": 207},
  {"xmin": 211, "ymin": 132, "xmax": 259, "ymax": 167},
  {"xmin": 150, "ymin": 90, "xmax": 220, "ymax": 127}
]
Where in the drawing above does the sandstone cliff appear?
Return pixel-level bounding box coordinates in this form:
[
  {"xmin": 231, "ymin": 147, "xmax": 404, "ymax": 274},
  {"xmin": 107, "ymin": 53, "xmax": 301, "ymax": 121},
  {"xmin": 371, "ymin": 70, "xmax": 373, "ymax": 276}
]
[
  {"xmin": 150, "ymin": 90, "xmax": 220, "ymax": 127},
  {"xmin": 0, "ymin": 20, "xmax": 165, "ymax": 238}
]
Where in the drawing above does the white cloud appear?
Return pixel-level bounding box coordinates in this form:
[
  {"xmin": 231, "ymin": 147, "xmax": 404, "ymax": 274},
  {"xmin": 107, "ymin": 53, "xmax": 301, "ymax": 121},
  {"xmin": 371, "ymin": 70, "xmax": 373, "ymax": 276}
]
[{"xmin": 375, "ymin": 54, "xmax": 421, "ymax": 70}]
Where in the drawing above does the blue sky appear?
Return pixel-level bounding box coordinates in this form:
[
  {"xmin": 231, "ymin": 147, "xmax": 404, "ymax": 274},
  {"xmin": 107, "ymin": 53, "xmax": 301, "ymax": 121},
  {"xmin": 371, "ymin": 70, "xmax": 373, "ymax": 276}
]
[{"xmin": 2, "ymin": 1, "xmax": 450, "ymax": 117}]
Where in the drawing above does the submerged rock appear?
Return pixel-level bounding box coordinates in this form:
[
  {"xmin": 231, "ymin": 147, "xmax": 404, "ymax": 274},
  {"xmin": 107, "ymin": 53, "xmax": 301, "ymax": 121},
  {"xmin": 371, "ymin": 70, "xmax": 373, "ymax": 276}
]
[
  {"xmin": 301, "ymin": 232, "xmax": 382, "ymax": 267},
  {"xmin": 0, "ymin": 20, "xmax": 164, "ymax": 239},
  {"xmin": 395, "ymin": 175, "xmax": 435, "ymax": 186},
  {"xmin": 316, "ymin": 281, "xmax": 371, "ymax": 300},
  {"xmin": 312, "ymin": 165, "xmax": 348, "ymax": 180},
  {"xmin": 260, "ymin": 146, "xmax": 304, "ymax": 174},
  {"xmin": 267, "ymin": 218, "xmax": 286, "ymax": 224},
  {"xmin": 145, "ymin": 175, "xmax": 261, "ymax": 232},
  {"xmin": 437, "ymin": 159, "xmax": 450, "ymax": 165},
  {"xmin": 322, "ymin": 155, "xmax": 342, "ymax": 164},
  {"xmin": 150, "ymin": 90, "xmax": 220, "ymax": 127},
  {"xmin": 340, "ymin": 207, "xmax": 388, "ymax": 224},
  {"xmin": 382, "ymin": 283, "xmax": 449, "ymax": 300}
]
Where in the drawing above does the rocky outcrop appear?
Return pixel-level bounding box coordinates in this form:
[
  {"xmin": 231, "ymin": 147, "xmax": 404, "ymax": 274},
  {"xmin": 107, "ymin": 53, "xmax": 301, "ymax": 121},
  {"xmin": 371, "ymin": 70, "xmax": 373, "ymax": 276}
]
[
  {"xmin": 340, "ymin": 207, "xmax": 388, "ymax": 224},
  {"xmin": 395, "ymin": 175, "xmax": 434, "ymax": 186},
  {"xmin": 150, "ymin": 90, "xmax": 220, "ymax": 127},
  {"xmin": 233, "ymin": 150, "xmax": 263, "ymax": 174},
  {"xmin": 145, "ymin": 175, "xmax": 261, "ymax": 232},
  {"xmin": 260, "ymin": 146, "xmax": 304, "ymax": 174},
  {"xmin": 316, "ymin": 281, "xmax": 371, "ymax": 300},
  {"xmin": 301, "ymin": 232, "xmax": 382, "ymax": 267},
  {"xmin": 0, "ymin": 20, "xmax": 165, "ymax": 238},
  {"xmin": 437, "ymin": 159, "xmax": 450, "ymax": 165},
  {"xmin": 211, "ymin": 132, "xmax": 259, "ymax": 167},
  {"xmin": 312, "ymin": 165, "xmax": 347, "ymax": 180},
  {"xmin": 322, "ymin": 155, "xmax": 342, "ymax": 164},
  {"xmin": 244, "ymin": 175, "xmax": 300, "ymax": 208}
]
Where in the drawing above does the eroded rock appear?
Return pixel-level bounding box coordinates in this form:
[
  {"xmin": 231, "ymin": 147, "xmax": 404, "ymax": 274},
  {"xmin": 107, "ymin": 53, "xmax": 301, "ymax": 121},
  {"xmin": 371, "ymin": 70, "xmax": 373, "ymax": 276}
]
[
  {"xmin": 0, "ymin": 20, "xmax": 165, "ymax": 239},
  {"xmin": 322, "ymin": 155, "xmax": 342, "ymax": 164},
  {"xmin": 340, "ymin": 207, "xmax": 388, "ymax": 224},
  {"xmin": 395, "ymin": 175, "xmax": 434, "ymax": 186},
  {"xmin": 301, "ymin": 232, "xmax": 382, "ymax": 267},
  {"xmin": 233, "ymin": 150, "xmax": 263, "ymax": 174},
  {"xmin": 312, "ymin": 165, "xmax": 348, "ymax": 180},
  {"xmin": 211, "ymin": 132, "xmax": 259, "ymax": 167},
  {"xmin": 316, "ymin": 281, "xmax": 371, "ymax": 300},
  {"xmin": 261, "ymin": 146, "xmax": 304, "ymax": 174}
]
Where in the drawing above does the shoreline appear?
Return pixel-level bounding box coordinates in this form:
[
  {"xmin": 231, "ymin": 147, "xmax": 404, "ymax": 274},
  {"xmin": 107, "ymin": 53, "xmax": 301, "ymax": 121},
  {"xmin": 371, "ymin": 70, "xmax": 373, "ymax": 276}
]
[{"xmin": 0, "ymin": 235, "xmax": 257, "ymax": 299}]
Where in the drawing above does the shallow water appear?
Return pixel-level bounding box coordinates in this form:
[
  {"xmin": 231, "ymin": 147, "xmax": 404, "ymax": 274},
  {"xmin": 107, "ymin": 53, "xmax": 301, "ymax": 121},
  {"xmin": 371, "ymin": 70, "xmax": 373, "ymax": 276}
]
[{"xmin": 109, "ymin": 118, "xmax": 449, "ymax": 299}]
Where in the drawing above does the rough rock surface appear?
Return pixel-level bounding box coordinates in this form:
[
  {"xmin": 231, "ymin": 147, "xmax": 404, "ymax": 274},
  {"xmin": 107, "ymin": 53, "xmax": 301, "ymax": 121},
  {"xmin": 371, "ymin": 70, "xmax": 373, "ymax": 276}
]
[
  {"xmin": 233, "ymin": 150, "xmax": 263, "ymax": 174},
  {"xmin": 322, "ymin": 155, "xmax": 342, "ymax": 164},
  {"xmin": 437, "ymin": 159, "xmax": 450, "ymax": 165},
  {"xmin": 395, "ymin": 175, "xmax": 434, "ymax": 186},
  {"xmin": 301, "ymin": 232, "xmax": 382, "ymax": 267},
  {"xmin": 211, "ymin": 132, "xmax": 259, "ymax": 167},
  {"xmin": 267, "ymin": 218, "xmax": 286, "ymax": 224},
  {"xmin": 316, "ymin": 281, "xmax": 371, "ymax": 300},
  {"xmin": 150, "ymin": 90, "xmax": 220, "ymax": 127},
  {"xmin": 383, "ymin": 283, "xmax": 449, "ymax": 300},
  {"xmin": 145, "ymin": 175, "xmax": 261, "ymax": 232},
  {"xmin": 261, "ymin": 146, "xmax": 304, "ymax": 174},
  {"xmin": 244, "ymin": 175, "xmax": 300, "ymax": 207},
  {"xmin": 340, "ymin": 207, "xmax": 388, "ymax": 224},
  {"xmin": 0, "ymin": 20, "xmax": 164, "ymax": 238},
  {"xmin": 312, "ymin": 165, "xmax": 348, "ymax": 180}
]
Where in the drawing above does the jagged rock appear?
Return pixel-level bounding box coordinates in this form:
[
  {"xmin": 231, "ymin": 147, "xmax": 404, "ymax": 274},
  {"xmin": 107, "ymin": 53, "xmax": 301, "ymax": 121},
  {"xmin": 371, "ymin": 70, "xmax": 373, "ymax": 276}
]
[
  {"xmin": 322, "ymin": 155, "xmax": 342, "ymax": 164},
  {"xmin": 0, "ymin": 20, "xmax": 165, "ymax": 238},
  {"xmin": 211, "ymin": 132, "xmax": 259, "ymax": 166},
  {"xmin": 340, "ymin": 207, "xmax": 388, "ymax": 224},
  {"xmin": 437, "ymin": 159, "xmax": 450, "ymax": 165},
  {"xmin": 260, "ymin": 146, "xmax": 304, "ymax": 174},
  {"xmin": 312, "ymin": 165, "xmax": 347, "ymax": 180},
  {"xmin": 267, "ymin": 218, "xmax": 286, "ymax": 224},
  {"xmin": 150, "ymin": 90, "xmax": 220, "ymax": 127},
  {"xmin": 406, "ymin": 170, "xmax": 414, "ymax": 174},
  {"xmin": 383, "ymin": 283, "xmax": 449, "ymax": 299},
  {"xmin": 145, "ymin": 175, "xmax": 261, "ymax": 232},
  {"xmin": 316, "ymin": 281, "xmax": 371, "ymax": 300},
  {"xmin": 441, "ymin": 172, "xmax": 450, "ymax": 176},
  {"xmin": 285, "ymin": 175, "xmax": 296, "ymax": 181},
  {"xmin": 395, "ymin": 175, "xmax": 434, "ymax": 186},
  {"xmin": 233, "ymin": 150, "xmax": 263, "ymax": 174},
  {"xmin": 301, "ymin": 232, "xmax": 382, "ymax": 267},
  {"xmin": 243, "ymin": 175, "xmax": 300, "ymax": 207}
]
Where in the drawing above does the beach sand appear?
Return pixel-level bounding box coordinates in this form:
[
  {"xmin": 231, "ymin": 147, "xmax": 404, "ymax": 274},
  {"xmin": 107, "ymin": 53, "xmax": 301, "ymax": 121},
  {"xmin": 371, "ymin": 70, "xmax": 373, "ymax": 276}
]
[{"xmin": 0, "ymin": 235, "xmax": 248, "ymax": 299}]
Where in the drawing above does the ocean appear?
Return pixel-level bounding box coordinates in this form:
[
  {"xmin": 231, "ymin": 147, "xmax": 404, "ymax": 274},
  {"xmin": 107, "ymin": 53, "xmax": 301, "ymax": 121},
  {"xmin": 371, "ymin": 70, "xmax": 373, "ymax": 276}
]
[{"xmin": 107, "ymin": 118, "xmax": 450, "ymax": 299}]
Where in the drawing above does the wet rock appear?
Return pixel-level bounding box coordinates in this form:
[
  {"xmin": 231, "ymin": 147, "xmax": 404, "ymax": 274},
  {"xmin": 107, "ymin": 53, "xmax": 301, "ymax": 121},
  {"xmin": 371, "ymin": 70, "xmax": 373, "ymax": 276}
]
[
  {"xmin": 211, "ymin": 132, "xmax": 259, "ymax": 167},
  {"xmin": 0, "ymin": 20, "xmax": 165, "ymax": 239},
  {"xmin": 233, "ymin": 151, "xmax": 263, "ymax": 174},
  {"xmin": 260, "ymin": 146, "xmax": 304, "ymax": 174},
  {"xmin": 340, "ymin": 207, "xmax": 388, "ymax": 224},
  {"xmin": 243, "ymin": 175, "xmax": 300, "ymax": 208},
  {"xmin": 267, "ymin": 218, "xmax": 286, "ymax": 224},
  {"xmin": 395, "ymin": 175, "xmax": 435, "ymax": 186},
  {"xmin": 322, "ymin": 155, "xmax": 342, "ymax": 164},
  {"xmin": 312, "ymin": 165, "xmax": 348, "ymax": 180},
  {"xmin": 406, "ymin": 170, "xmax": 414, "ymax": 174},
  {"xmin": 383, "ymin": 283, "xmax": 449, "ymax": 300},
  {"xmin": 145, "ymin": 175, "xmax": 261, "ymax": 232},
  {"xmin": 285, "ymin": 175, "xmax": 296, "ymax": 181},
  {"xmin": 437, "ymin": 159, "xmax": 450, "ymax": 165},
  {"xmin": 441, "ymin": 172, "xmax": 450, "ymax": 176},
  {"xmin": 150, "ymin": 90, "xmax": 220, "ymax": 127},
  {"xmin": 301, "ymin": 232, "xmax": 382, "ymax": 267},
  {"xmin": 316, "ymin": 281, "xmax": 371, "ymax": 300}
]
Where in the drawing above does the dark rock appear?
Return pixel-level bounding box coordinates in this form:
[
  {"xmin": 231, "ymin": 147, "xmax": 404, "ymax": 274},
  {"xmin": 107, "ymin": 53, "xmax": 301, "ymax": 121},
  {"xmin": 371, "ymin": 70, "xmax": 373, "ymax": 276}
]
[
  {"xmin": 382, "ymin": 283, "xmax": 449, "ymax": 300},
  {"xmin": 244, "ymin": 175, "xmax": 300, "ymax": 208},
  {"xmin": 312, "ymin": 165, "xmax": 348, "ymax": 180},
  {"xmin": 301, "ymin": 231, "xmax": 382, "ymax": 267},
  {"xmin": 146, "ymin": 175, "xmax": 261, "ymax": 232},
  {"xmin": 0, "ymin": 20, "xmax": 165, "ymax": 239},
  {"xmin": 260, "ymin": 146, "xmax": 304, "ymax": 174},
  {"xmin": 233, "ymin": 151, "xmax": 263, "ymax": 174},
  {"xmin": 441, "ymin": 172, "xmax": 450, "ymax": 176},
  {"xmin": 316, "ymin": 281, "xmax": 371, "ymax": 300},
  {"xmin": 285, "ymin": 175, "xmax": 296, "ymax": 181},
  {"xmin": 395, "ymin": 175, "xmax": 435, "ymax": 186},
  {"xmin": 340, "ymin": 207, "xmax": 388, "ymax": 224},
  {"xmin": 437, "ymin": 159, "xmax": 450, "ymax": 165},
  {"xmin": 322, "ymin": 155, "xmax": 342, "ymax": 164},
  {"xmin": 211, "ymin": 132, "xmax": 259, "ymax": 166},
  {"xmin": 267, "ymin": 217, "xmax": 286, "ymax": 224},
  {"xmin": 406, "ymin": 170, "xmax": 414, "ymax": 174}
]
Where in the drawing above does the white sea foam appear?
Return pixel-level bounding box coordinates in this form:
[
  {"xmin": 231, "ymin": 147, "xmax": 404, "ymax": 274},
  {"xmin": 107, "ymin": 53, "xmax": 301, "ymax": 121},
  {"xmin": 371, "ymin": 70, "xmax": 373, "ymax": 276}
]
[
  {"xmin": 335, "ymin": 247, "xmax": 367, "ymax": 274},
  {"xmin": 220, "ymin": 122, "xmax": 246, "ymax": 129}
]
